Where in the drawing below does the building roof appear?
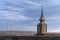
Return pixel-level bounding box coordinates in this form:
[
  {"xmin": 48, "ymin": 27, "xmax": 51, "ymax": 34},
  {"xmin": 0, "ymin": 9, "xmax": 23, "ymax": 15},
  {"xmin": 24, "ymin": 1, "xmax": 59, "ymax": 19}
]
[
  {"xmin": 44, "ymin": 33, "xmax": 60, "ymax": 36},
  {"xmin": 0, "ymin": 31, "xmax": 36, "ymax": 36},
  {"xmin": 0, "ymin": 31, "xmax": 60, "ymax": 36}
]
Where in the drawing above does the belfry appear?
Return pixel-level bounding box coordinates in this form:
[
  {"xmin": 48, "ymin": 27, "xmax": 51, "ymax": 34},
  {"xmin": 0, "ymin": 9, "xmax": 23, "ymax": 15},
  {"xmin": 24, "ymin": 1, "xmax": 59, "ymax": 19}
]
[{"xmin": 37, "ymin": 6, "xmax": 47, "ymax": 35}]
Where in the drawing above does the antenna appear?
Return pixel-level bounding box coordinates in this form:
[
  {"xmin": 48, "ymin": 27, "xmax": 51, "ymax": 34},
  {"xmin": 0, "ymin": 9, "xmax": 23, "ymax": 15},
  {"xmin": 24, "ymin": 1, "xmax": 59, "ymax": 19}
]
[{"xmin": 7, "ymin": 19, "xmax": 8, "ymax": 31}]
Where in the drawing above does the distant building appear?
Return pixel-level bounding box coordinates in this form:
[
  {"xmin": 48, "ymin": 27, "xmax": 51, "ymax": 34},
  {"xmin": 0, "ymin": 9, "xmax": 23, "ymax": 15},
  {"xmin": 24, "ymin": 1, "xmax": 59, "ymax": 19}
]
[{"xmin": 37, "ymin": 6, "xmax": 47, "ymax": 36}]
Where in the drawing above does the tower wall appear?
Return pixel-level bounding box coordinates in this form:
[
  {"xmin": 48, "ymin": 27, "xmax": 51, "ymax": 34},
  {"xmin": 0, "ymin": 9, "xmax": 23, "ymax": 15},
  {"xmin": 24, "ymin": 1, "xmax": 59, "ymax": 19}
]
[
  {"xmin": 37, "ymin": 23, "xmax": 47, "ymax": 35},
  {"xmin": 42, "ymin": 23, "xmax": 47, "ymax": 34}
]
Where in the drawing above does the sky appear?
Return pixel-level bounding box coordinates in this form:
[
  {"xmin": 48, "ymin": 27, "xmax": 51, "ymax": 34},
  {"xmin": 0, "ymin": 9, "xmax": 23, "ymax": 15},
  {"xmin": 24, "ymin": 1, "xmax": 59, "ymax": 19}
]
[{"xmin": 0, "ymin": 0, "xmax": 60, "ymax": 32}]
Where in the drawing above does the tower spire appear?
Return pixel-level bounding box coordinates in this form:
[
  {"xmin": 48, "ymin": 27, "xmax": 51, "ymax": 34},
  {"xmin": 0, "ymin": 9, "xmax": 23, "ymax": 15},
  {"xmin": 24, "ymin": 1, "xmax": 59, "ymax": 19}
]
[{"xmin": 40, "ymin": 6, "xmax": 45, "ymax": 24}]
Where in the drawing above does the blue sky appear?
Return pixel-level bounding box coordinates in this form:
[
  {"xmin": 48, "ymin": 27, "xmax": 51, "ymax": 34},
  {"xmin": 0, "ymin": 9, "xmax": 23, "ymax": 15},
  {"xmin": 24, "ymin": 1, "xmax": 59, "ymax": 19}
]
[{"xmin": 0, "ymin": 0, "xmax": 60, "ymax": 32}]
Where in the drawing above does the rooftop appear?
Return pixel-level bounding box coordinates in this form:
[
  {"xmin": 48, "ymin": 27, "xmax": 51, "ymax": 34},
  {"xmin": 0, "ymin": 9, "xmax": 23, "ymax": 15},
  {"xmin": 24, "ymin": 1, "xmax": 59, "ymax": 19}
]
[{"xmin": 0, "ymin": 31, "xmax": 36, "ymax": 36}]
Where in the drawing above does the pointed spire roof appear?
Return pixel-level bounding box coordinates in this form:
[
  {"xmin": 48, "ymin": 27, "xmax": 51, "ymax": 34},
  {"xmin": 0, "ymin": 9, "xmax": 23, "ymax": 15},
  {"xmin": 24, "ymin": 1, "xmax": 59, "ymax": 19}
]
[{"xmin": 39, "ymin": 6, "xmax": 45, "ymax": 23}]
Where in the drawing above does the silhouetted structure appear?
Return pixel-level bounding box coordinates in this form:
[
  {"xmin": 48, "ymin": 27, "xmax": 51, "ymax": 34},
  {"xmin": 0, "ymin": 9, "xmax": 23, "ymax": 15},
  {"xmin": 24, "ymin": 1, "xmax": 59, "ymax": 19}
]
[{"xmin": 37, "ymin": 6, "xmax": 47, "ymax": 36}]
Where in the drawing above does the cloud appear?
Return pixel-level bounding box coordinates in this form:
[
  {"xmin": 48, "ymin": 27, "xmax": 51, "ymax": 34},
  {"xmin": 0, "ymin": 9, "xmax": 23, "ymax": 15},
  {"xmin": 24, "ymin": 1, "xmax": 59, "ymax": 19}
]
[
  {"xmin": 0, "ymin": 0, "xmax": 41, "ymax": 20},
  {"xmin": 0, "ymin": 10, "xmax": 30, "ymax": 20},
  {"xmin": 0, "ymin": 0, "xmax": 42, "ymax": 17},
  {"xmin": 46, "ymin": 15, "xmax": 60, "ymax": 20},
  {"xmin": 48, "ymin": 28, "xmax": 60, "ymax": 32},
  {"xmin": 0, "ymin": 13, "xmax": 30, "ymax": 20},
  {"xmin": 0, "ymin": 0, "xmax": 31, "ymax": 20},
  {"xmin": 8, "ymin": 25, "xmax": 37, "ymax": 31},
  {"xmin": 45, "ymin": 15, "xmax": 60, "ymax": 32},
  {"xmin": 23, "ymin": 1, "xmax": 41, "ymax": 9},
  {"xmin": 41, "ymin": 0, "xmax": 60, "ymax": 7},
  {"xmin": 5, "ymin": 6, "xmax": 24, "ymax": 12},
  {"xmin": 5, "ymin": 0, "xmax": 41, "ymax": 9}
]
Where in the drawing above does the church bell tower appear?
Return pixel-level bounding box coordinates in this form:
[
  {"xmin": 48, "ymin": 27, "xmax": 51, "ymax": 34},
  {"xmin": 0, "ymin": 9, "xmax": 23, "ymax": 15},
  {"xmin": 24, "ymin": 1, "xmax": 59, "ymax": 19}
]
[{"xmin": 37, "ymin": 6, "xmax": 47, "ymax": 35}]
